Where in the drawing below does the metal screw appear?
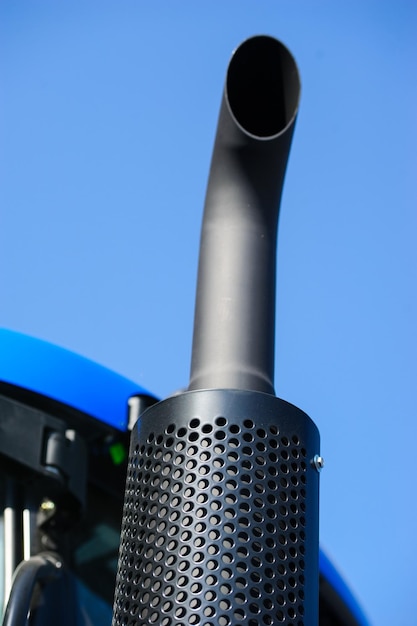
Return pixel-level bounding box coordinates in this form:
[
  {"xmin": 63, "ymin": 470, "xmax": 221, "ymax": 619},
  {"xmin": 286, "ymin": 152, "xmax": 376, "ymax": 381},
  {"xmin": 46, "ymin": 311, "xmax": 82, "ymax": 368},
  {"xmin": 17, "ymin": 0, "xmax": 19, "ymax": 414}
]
[{"xmin": 312, "ymin": 454, "xmax": 324, "ymax": 472}]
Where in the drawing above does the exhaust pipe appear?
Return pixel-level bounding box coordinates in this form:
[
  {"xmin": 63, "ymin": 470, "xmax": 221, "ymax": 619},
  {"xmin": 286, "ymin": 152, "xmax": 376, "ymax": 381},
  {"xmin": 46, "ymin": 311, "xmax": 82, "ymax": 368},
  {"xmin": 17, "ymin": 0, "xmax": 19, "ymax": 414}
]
[
  {"xmin": 189, "ymin": 35, "xmax": 300, "ymax": 394},
  {"xmin": 112, "ymin": 36, "xmax": 320, "ymax": 626}
]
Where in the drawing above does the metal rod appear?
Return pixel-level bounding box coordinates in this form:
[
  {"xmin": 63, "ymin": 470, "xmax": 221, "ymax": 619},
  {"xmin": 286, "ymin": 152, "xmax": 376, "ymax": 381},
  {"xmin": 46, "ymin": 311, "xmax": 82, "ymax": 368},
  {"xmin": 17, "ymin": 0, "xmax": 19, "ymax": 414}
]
[{"xmin": 3, "ymin": 479, "xmax": 21, "ymax": 611}]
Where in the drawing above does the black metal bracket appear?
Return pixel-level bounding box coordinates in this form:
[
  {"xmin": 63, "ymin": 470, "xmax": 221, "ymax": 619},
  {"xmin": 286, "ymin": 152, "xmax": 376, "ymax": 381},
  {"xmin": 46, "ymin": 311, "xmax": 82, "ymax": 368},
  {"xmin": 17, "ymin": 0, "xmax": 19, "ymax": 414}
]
[{"xmin": 0, "ymin": 394, "xmax": 87, "ymax": 516}]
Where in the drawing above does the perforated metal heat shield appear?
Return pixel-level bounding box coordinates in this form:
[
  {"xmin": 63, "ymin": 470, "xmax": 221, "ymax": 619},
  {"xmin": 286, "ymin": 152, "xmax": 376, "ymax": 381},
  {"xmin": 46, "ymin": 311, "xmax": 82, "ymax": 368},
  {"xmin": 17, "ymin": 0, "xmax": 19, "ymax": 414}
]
[{"xmin": 112, "ymin": 389, "xmax": 320, "ymax": 626}]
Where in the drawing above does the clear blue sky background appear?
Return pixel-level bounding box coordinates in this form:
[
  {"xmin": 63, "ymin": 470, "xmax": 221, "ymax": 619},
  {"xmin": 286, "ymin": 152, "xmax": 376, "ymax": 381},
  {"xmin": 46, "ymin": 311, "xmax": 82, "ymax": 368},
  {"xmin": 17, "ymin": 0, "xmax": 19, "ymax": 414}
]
[{"xmin": 1, "ymin": 2, "xmax": 416, "ymax": 624}]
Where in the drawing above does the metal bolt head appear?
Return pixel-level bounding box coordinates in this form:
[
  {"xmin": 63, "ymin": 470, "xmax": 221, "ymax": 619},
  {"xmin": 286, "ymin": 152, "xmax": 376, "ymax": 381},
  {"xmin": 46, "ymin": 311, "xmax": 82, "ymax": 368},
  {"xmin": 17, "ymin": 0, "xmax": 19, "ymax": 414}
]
[
  {"xmin": 312, "ymin": 454, "xmax": 324, "ymax": 472},
  {"xmin": 40, "ymin": 500, "xmax": 55, "ymax": 512}
]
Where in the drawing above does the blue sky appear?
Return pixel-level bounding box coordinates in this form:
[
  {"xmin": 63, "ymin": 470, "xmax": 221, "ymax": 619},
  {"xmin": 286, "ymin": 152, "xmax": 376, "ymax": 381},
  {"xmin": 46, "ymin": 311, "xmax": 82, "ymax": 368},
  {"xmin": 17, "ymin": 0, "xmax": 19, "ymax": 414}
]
[{"xmin": 1, "ymin": 2, "xmax": 416, "ymax": 624}]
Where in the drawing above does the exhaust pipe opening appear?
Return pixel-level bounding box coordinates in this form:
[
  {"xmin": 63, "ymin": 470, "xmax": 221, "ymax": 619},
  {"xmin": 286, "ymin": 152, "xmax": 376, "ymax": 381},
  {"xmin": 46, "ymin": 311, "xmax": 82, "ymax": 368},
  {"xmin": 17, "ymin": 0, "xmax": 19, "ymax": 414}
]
[{"xmin": 226, "ymin": 35, "xmax": 300, "ymax": 138}]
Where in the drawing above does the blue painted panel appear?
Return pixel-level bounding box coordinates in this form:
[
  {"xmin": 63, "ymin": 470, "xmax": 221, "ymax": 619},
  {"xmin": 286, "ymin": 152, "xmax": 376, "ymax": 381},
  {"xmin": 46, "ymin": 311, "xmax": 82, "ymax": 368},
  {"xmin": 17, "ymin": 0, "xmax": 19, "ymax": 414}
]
[
  {"xmin": 0, "ymin": 329, "xmax": 153, "ymax": 431},
  {"xmin": 319, "ymin": 549, "xmax": 370, "ymax": 625}
]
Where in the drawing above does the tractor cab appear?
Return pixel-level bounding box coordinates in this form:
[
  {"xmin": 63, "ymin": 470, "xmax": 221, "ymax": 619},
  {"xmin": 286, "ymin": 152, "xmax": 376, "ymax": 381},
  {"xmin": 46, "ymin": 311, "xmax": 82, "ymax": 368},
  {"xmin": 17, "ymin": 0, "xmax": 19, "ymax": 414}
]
[{"xmin": 0, "ymin": 329, "xmax": 156, "ymax": 625}]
